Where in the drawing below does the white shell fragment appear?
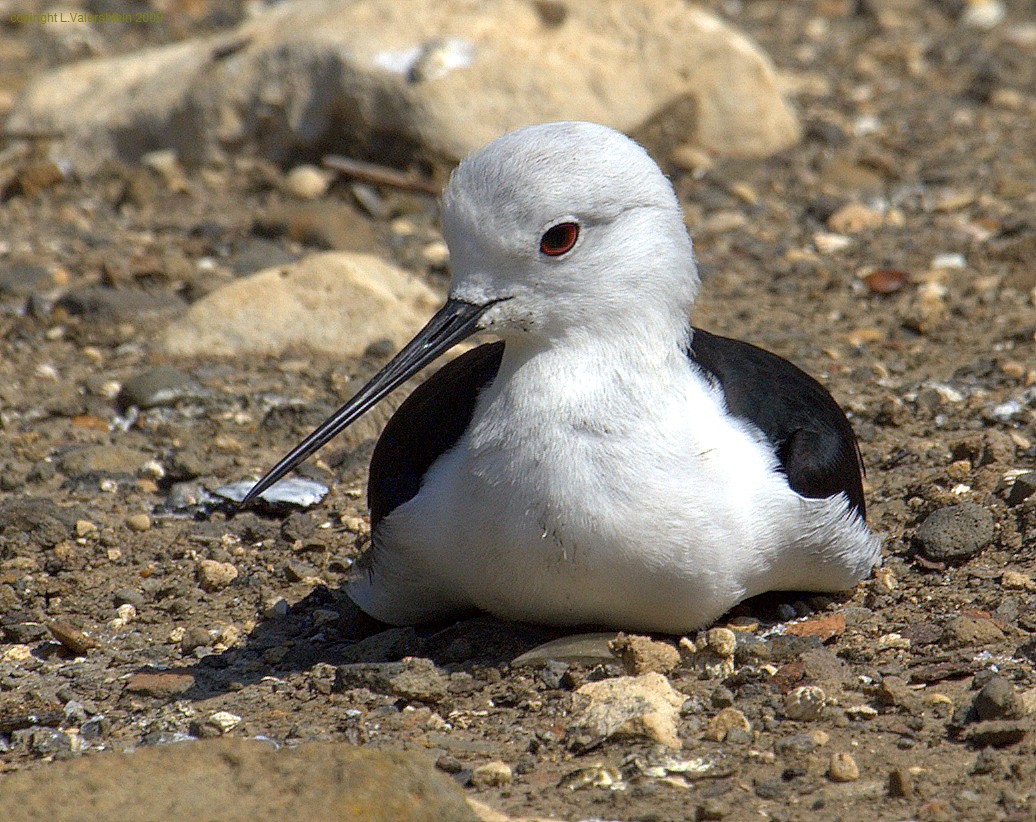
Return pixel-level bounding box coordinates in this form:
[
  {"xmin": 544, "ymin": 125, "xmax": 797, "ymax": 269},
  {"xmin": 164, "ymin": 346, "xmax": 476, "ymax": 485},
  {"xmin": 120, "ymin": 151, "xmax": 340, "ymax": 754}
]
[{"xmin": 214, "ymin": 478, "xmax": 329, "ymax": 509}]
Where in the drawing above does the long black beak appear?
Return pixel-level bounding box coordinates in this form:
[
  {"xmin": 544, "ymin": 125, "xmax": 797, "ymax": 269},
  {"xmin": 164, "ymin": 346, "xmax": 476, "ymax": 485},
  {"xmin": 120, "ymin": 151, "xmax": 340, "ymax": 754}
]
[{"xmin": 239, "ymin": 298, "xmax": 495, "ymax": 509}]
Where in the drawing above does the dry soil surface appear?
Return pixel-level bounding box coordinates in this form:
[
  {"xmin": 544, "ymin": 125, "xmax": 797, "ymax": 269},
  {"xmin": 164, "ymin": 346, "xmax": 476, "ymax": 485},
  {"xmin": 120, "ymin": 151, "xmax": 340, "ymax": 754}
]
[{"xmin": 1, "ymin": 1, "xmax": 1035, "ymax": 821}]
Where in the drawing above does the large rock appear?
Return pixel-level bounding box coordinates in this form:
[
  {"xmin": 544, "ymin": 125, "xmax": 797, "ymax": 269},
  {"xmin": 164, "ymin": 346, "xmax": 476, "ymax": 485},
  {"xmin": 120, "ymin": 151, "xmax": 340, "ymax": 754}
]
[
  {"xmin": 0, "ymin": 738, "xmax": 478, "ymax": 822},
  {"xmin": 9, "ymin": 0, "xmax": 800, "ymax": 174},
  {"xmin": 573, "ymin": 672, "xmax": 687, "ymax": 749},
  {"xmin": 157, "ymin": 251, "xmax": 439, "ymax": 358}
]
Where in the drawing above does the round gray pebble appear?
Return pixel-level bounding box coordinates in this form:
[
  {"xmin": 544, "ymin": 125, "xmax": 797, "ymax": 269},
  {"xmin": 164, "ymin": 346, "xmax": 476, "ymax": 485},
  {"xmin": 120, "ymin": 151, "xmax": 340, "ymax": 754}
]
[{"xmin": 914, "ymin": 502, "xmax": 994, "ymax": 563}]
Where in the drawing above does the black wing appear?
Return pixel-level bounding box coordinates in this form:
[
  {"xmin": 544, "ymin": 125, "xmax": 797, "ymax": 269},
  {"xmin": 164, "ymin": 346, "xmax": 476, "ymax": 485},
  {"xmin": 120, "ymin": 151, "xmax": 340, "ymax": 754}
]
[
  {"xmin": 688, "ymin": 328, "xmax": 866, "ymax": 518},
  {"xmin": 367, "ymin": 341, "xmax": 505, "ymax": 528}
]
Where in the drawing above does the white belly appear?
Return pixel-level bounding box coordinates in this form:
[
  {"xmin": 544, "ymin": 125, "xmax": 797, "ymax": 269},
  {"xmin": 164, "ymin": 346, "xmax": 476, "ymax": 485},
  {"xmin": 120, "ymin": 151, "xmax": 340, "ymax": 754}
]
[{"xmin": 348, "ymin": 346, "xmax": 880, "ymax": 633}]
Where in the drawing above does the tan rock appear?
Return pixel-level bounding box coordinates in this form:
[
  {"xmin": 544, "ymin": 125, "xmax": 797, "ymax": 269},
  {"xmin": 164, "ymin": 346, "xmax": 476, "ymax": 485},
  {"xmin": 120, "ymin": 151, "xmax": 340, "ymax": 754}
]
[
  {"xmin": 10, "ymin": 0, "xmax": 799, "ymax": 175},
  {"xmin": 704, "ymin": 707, "xmax": 751, "ymax": 742},
  {"xmin": 575, "ymin": 673, "xmax": 686, "ymax": 749},
  {"xmin": 158, "ymin": 252, "xmax": 439, "ymax": 359},
  {"xmin": 196, "ymin": 559, "xmax": 239, "ymax": 592},
  {"xmin": 609, "ymin": 632, "xmax": 680, "ymax": 675}
]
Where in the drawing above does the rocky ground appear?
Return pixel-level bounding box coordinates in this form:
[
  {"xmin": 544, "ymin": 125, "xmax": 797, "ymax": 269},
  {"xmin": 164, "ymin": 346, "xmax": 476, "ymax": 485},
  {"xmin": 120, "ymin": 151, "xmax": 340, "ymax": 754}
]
[{"xmin": 1, "ymin": 1, "xmax": 1035, "ymax": 820}]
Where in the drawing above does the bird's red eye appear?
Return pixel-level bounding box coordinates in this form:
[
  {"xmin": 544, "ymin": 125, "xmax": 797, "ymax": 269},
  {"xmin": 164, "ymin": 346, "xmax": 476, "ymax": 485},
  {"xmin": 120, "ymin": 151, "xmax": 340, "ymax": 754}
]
[{"xmin": 539, "ymin": 222, "xmax": 579, "ymax": 256}]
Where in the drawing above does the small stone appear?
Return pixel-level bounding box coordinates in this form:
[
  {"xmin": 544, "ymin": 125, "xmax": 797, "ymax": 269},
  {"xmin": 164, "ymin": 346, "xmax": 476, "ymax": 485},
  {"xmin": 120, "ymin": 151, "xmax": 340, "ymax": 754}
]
[
  {"xmin": 609, "ymin": 633, "xmax": 680, "ymax": 675},
  {"xmin": 827, "ymin": 202, "xmax": 884, "ymax": 234},
  {"xmin": 862, "ymin": 269, "xmax": 909, "ymax": 295},
  {"xmin": 206, "ymin": 711, "xmax": 242, "ymax": 734},
  {"xmin": 914, "ymin": 503, "xmax": 995, "ymax": 563},
  {"xmin": 828, "ymin": 751, "xmax": 860, "ymax": 782},
  {"xmin": 115, "ymin": 604, "xmax": 136, "ymax": 624},
  {"xmin": 705, "ymin": 628, "xmax": 737, "ymax": 657},
  {"xmin": 888, "ymin": 768, "xmax": 914, "ymax": 798},
  {"xmin": 420, "ymin": 240, "xmax": 449, "ymax": 268},
  {"xmin": 705, "ymin": 707, "xmax": 751, "ymax": 742},
  {"xmin": 470, "ymin": 760, "xmax": 512, "ymax": 789},
  {"xmin": 117, "ymin": 366, "xmax": 198, "ymax": 410},
  {"xmin": 197, "ymin": 559, "xmax": 239, "ymax": 592},
  {"xmin": 945, "ymin": 615, "xmax": 1005, "ymax": 647},
  {"xmin": 974, "ymin": 677, "xmax": 1022, "ymax": 721},
  {"xmin": 125, "ymin": 513, "xmax": 151, "ymax": 532},
  {"xmin": 75, "ymin": 520, "xmax": 98, "ymax": 538},
  {"xmin": 48, "ymin": 620, "xmax": 98, "ymax": 655},
  {"xmin": 784, "ymin": 613, "xmax": 846, "ymax": 642},
  {"xmin": 263, "ymin": 598, "xmax": 290, "ymax": 619},
  {"xmin": 1005, "ymin": 472, "xmax": 1036, "ymax": 506},
  {"xmin": 963, "ymin": 719, "xmax": 1032, "ymax": 748},
  {"xmin": 284, "ymin": 165, "xmax": 330, "ymax": 200},
  {"xmin": 813, "ymin": 231, "xmax": 852, "ymax": 254},
  {"xmin": 181, "ymin": 626, "xmax": 212, "ymax": 655},
  {"xmin": 125, "ymin": 672, "xmax": 195, "ymax": 697},
  {"xmin": 784, "ymin": 686, "xmax": 827, "ymax": 721}
]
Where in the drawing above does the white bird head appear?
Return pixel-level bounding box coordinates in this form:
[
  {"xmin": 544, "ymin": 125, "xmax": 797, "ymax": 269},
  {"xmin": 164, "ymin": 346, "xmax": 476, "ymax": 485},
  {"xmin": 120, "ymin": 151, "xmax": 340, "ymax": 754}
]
[
  {"xmin": 241, "ymin": 122, "xmax": 699, "ymax": 505},
  {"xmin": 442, "ymin": 121, "xmax": 699, "ymax": 343}
]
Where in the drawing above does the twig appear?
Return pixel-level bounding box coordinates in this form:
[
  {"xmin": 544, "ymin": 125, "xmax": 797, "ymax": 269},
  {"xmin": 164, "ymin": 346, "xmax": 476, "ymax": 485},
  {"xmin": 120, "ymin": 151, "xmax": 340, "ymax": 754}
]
[{"xmin": 322, "ymin": 154, "xmax": 440, "ymax": 195}]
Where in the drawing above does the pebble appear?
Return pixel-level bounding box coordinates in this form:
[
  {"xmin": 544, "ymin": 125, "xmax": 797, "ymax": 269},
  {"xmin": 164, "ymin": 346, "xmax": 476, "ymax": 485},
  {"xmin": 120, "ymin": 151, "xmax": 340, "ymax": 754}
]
[
  {"xmin": 784, "ymin": 686, "xmax": 827, "ymax": 721},
  {"xmin": 1005, "ymin": 472, "xmax": 1036, "ymax": 507},
  {"xmin": 945, "ymin": 615, "xmax": 1005, "ymax": 647},
  {"xmin": 206, "ymin": 711, "xmax": 242, "ymax": 735},
  {"xmin": 75, "ymin": 519, "xmax": 98, "ymax": 538},
  {"xmin": 420, "ymin": 240, "xmax": 449, "ymax": 268},
  {"xmin": 705, "ymin": 707, "xmax": 751, "ymax": 742},
  {"xmin": 124, "ymin": 672, "xmax": 195, "ymax": 697},
  {"xmin": 180, "ymin": 626, "xmax": 212, "ymax": 655},
  {"xmin": 862, "ymin": 268, "xmax": 909, "ymax": 295},
  {"xmin": 1001, "ymin": 569, "xmax": 1036, "ymax": 591},
  {"xmin": 888, "ymin": 768, "xmax": 914, "ymax": 798},
  {"xmin": 705, "ymin": 627, "xmax": 737, "ymax": 657},
  {"xmin": 284, "ymin": 165, "xmax": 331, "ymax": 200},
  {"xmin": 59, "ymin": 445, "xmax": 151, "ymax": 478},
  {"xmin": 828, "ymin": 751, "xmax": 860, "ymax": 782},
  {"xmin": 914, "ymin": 503, "xmax": 995, "ymax": 563},
  {"xmin": 827, "ymin": 202, "xmax": 884, "ymax": 234},
  {"xmin": 196, "ymin": 559, "xmax": 239, "ymax": 592},
  {"xmin": 334, "ymin": 657, "xmax": 449, "ymax": 703},
  {"xmin": 470, "ymin": 760, "xmax": 512, "ymax": 789},
  {"xmin": 117, "ymin": 366, "xmax": 199, "ymax": 410},
  {"xmin": 47, "ymin": 620, "xmax": 98, "ymax": 655},
  {"xmin": 609, "ymin": 633, "xmax": 680, "ymax": 675},
  {"xmin": 973, "ymin": 676, "xmax": 1021, "ymax": 721},
  {"xmin": 963, "ymin": 719, "xmax": 1032, "ymax": 748},
  {"xmin": 125, "ymin": 513, "xmax": 151, "ymax": 533}
]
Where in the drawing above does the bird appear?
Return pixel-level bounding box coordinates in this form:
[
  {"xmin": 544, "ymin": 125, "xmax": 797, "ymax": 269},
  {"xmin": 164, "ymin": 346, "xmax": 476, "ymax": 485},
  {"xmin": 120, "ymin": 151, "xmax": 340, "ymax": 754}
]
[{"xmin": 241, "ymin": 121, "xmax": 881, "ymax": 634}]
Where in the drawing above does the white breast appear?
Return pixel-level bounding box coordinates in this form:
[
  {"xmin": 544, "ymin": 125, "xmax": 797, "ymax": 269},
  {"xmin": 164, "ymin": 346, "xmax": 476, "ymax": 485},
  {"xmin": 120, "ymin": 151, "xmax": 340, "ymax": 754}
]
[{"xmin": 348, "ymin": 341, "xmax": 880, "ymax": 632}]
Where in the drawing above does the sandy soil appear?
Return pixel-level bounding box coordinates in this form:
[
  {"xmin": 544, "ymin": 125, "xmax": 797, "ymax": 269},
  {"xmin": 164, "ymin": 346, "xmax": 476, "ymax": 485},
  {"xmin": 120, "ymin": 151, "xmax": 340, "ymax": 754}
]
[{"xmin": 0, "ymin": 1, "xmax": 1035, "ymax": 820}]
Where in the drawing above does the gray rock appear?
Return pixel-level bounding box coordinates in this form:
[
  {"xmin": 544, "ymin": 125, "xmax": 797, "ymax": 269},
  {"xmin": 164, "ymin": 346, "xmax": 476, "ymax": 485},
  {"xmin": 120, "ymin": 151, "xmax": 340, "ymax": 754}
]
[
  {"xmin": 59, "ymin": 445, "xmax": 151, "ymax": 478},
  {"xmin": 0, "ymin": 264, "xmax": 53, "ymax": 298},
  {"xmin": 0, "ymin": 497, "xmax": 79, "ymax": 547},
  {"xmin": 963, "ymin": 719, "xmax": 1033, "ymax": 748},
  {"xmin": 914, "ymin": 502, "xmax": 995, "ymax": 563},
  {"xmin": 54, "ymin": 286, "xmax": 186, "ymax": 323},
  {"xmin": 1006, "ymin": 471, "xmax": 1036, "ymax": 506},
  {"xmin": 973, "ymin": 676, "xmax": 1021, "ymax": 721},
  {"xmin": 117, "ymin": 366, "xmax": 200, "ymax": 410},
  {"xmin": 334, "ymin": 658, "xmax": 448, "ymax": 703}
]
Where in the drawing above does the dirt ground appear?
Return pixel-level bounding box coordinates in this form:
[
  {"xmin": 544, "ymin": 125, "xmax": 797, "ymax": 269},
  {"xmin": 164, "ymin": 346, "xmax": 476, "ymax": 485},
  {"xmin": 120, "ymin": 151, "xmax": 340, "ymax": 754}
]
[{"xmin": 1, "ymin": 1, "xmax": 1035, "ymax": 820}]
